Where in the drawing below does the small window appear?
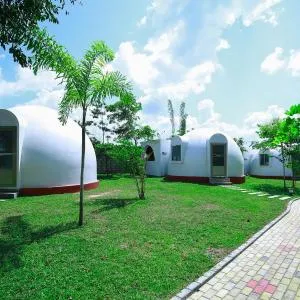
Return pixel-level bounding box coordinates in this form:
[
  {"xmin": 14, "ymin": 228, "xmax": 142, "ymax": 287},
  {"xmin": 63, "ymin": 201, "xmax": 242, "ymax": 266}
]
[
  {"xmin": 172, "ymin": 145, "xmax": 181, "ymax": 161},
  {"xmin": 260, "ymin": 154, "xmax": 269, "ymax": 166},
  {"xmin": 145, "ymin": 146, "xmax": 155, "ymax": 161}
]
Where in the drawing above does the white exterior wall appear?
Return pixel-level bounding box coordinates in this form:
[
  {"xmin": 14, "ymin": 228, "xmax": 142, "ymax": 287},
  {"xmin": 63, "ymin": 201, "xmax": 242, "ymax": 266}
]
[
  {"xmin": 167, "ymin": 129, "xmax": 244, "ymax": 178},
  {"xmin": 144, "ymin": 139, "xmax": 170, "ymax": 176},
  {"xmin": 249, "ymin": 149, "xmax": 293, "ymax": 177},
  {"xmin": 1, "ymin": 105, "xmax": 97, "ymax": 189}
]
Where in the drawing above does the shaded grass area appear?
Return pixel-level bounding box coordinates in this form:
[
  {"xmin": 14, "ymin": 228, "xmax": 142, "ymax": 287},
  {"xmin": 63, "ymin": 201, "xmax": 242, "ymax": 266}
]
[
  {"xmin": 241, "ymin": 176, "xmax": 300, "ymax": 196},
  {"xmin": 0, "ymin": 177, "xmax": 286, "ymax": 299}
]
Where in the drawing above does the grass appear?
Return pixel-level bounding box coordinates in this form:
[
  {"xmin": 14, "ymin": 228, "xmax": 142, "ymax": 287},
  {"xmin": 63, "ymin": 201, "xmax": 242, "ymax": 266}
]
[
  {"xmin": 242, "ymin": 176, "xmax": 300, "ymax": 196},
  {"xmin": 0, "ymin": 176, "xmax": 287, "ymax": 299}
]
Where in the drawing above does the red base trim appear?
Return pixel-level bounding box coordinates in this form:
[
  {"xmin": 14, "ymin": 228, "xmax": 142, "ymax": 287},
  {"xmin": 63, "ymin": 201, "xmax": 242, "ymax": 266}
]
[
  {"xmin": 19, "ymin": 181, "xmax": 99, "ymax": 196},
  {"xmin": 250, "ymin": 175, "xmax": 293, "ymax": 180},
  {"xmin": 165, "ymin": 176, "xmax": 245, "ymax": 184},
  {"xmin": 230, "ymin": 177, "xmax": 246, "ymax": 184}
]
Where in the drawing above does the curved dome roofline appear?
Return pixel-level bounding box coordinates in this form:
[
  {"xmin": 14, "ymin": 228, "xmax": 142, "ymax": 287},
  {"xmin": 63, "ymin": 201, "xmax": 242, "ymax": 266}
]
[
  {"xmin": 0, "ymin": 105, "xmax": 98, "ymax": 195},
  {"xmin": 177, "ymin": 128, "xmax": 231, "ymax": 141}
]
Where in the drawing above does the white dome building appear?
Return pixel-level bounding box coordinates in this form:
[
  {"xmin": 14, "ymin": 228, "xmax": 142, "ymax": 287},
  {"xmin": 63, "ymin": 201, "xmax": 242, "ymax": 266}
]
[
  {"xmin": 144, "ymin": 129, "xmax": 245, "ymax": 184},
  {"xmin": 166, "ymin": 129, "xmax": 245, "ymax": 183},
  {"xmin": 143, "ymin": 139, "xmax": 170, "ymax": 177},
  {"xmin": 0, "ymin": 105, "xmax": 98, "ymax": 196},
  {"xmin": 248, "ymin": 149, "xmax": 293, "ymax": 179}
]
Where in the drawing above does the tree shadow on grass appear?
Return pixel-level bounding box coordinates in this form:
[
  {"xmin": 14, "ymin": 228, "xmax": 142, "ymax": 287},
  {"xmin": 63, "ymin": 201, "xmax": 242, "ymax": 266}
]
[
  {"xmin": 90, "ymin": 197, "xmax": 141, "ymax": 213},
  {"xmin": 246, "ymin": 183, "xmax": 288, "ymax": 195},
  {"xmin": 0, "ymin": 215, "xmax": 77, "ymax": 272},
  {"xmin": 161, "ymin": 177, "xmax": 211, "ymax": 186},
  {"xmin": 97, "ymin": 174, "xmax": 132, "ymax": 181}
]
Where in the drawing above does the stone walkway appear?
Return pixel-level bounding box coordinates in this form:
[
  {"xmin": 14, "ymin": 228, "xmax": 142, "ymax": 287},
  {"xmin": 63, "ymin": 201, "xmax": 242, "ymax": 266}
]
[{"xmin": 188, "ymin": 200, "xmax": 300, "ymax": 300}]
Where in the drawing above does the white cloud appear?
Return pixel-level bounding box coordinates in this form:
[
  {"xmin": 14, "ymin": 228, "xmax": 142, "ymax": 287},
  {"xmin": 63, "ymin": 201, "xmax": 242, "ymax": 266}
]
[
  {"xmin": 243, "ymin": 0, "xmax": 282, "ymax": 27},
  {"xmin": 261, "ymin": 47, "xmax": 300, "ymax": 76},
  {"xmin": 144, "ymin": 61, "xmax": 220, "ymax": 100},
  {"xmin": 287, "ymin": 49, "xmax": 300, "ymax": 76},
  {"xmin": 143, "ymin": 0, "xmax": 190, "ymax": 25},
  {"xmin": 244, "ymin": 105, "xmax": 285, "ymax": 128},
  {"xmin": 113, "ymin": 19, "xmax": 220, "ymax": 102},
  {"xmin": 113, "ymin": 41, "xmax": 160, "ymax": 88},
  {"xmin": 216, "ymin": 39, "xmax": 230, "ymax": 52},
  {"xmin": 137, "ymin": 16, "xmax": 147, "ymax": 27},
  {"xmin": 260, "ymin": 47, "xmax": 286, "ymax": 74},
  {"xmin": 197, "ymin": 99, "xmax": 221, "ymax": 123},
  {"xmin": 0, "ymin": 54, "xmax": 5, "ymax": 60},
  {"xmin": 144, "ymin": 20, "xmax": 184, "ymax": 56},
  {"xmin": 26, "ymin": 88, "xmax": 64, "ymax": 109},
  {"xmin": 0, "ymin": 66, "xmax": 61, "ymax": 96}
]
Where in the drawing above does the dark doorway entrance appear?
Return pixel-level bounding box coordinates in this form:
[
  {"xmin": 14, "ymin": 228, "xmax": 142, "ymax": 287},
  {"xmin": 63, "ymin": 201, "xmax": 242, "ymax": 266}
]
[
  {"xmin": 211, "ymin": 144, "xmax": 226, "ymax": 177},
  {"xmin": 0, "ymin": 127, "xmax": 17, "ymax": 187}
]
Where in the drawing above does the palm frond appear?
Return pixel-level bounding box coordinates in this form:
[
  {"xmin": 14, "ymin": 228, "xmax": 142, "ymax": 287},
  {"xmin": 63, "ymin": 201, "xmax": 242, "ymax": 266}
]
[
  {"xmin": 58, "ymin": 81, "xmax": 81, "ymax": 124},
  {"xmin": 79, "ymin": 41, "xmax": 115, "ymax": 93},
  {"xmin": 31, "ymin": 28, "xmax": 78, "ymax": 79},
  {"xmin": 91, "ymin": 71, "xmax": 132, "ymax": 104}
]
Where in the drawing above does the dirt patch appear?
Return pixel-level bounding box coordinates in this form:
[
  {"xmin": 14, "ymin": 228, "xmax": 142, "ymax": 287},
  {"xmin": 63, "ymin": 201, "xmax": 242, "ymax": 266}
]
[
  {"xmin": 88, "ymin": 190, "xmax": 120, "ymax": 199},
  {"xmin": 205, "ymin": 247, "xmax": 232, "ymax": 262},
  {"xmin": 200, "ymin": 203, "xmax": 220, "ymax": 211}
]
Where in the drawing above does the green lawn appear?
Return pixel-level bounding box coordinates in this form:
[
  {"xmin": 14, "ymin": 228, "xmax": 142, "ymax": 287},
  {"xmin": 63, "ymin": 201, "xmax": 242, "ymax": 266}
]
[
  {"xmin": 242, "ymin": 176, "xmax": 300, "ymax": 196},
  {"xmin": 0, "ymin": 176, "xmax": 287, "ymax": 299}
]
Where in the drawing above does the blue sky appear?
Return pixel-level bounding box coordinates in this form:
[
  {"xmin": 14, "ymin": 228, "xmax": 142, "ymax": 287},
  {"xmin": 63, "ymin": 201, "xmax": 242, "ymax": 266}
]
[{"xmin": 0, "ymin": 0, "xmax": 299, "ymax": 141}]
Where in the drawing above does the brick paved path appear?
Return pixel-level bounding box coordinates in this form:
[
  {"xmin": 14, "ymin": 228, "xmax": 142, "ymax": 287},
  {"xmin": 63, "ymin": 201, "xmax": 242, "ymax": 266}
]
[{"xmin": 189, "ymin": 200, "xmax": 300, "ymax": 300}]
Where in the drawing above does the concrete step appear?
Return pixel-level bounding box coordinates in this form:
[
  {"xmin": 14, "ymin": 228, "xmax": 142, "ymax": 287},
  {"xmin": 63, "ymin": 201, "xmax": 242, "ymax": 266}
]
[
  {"xmin": 209, "ymin": 177, "xmax": 232, "ymax": 185},
  {"xmin": 0, "ymin": 192, "xmax": 18, "ymax": 199}
]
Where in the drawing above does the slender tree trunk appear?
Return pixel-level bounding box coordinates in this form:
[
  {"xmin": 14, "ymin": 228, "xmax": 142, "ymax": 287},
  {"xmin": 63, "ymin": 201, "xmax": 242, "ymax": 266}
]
[
  {"xmin": 79, "ymin": 107, "xmax": 87, "ymax": 226},
  {"xmin": 291, "ymin": 151, "xmax": 296, "ymax": 189},
  {"xmin": 281, "ymin": 143, "xmax": 286, "ymax": 191}
]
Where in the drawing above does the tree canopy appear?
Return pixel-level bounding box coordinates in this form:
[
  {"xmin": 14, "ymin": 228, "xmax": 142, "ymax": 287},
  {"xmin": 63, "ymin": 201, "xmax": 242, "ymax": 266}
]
[
  {"xmin": 0, "ymin": 0, "xmax": 79, "ymax": 67},
  {"xmin": 254, "ymin": 104, "xmax": 300, "ymax": 190}
]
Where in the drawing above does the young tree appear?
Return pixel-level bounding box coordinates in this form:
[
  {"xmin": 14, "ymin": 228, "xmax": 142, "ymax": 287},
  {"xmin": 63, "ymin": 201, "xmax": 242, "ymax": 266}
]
[
  {"xmin": 233, "ymin": 137, "xmax": 247, "ymax": 155},
  {"xmin": 276, "ymin": 104, "xmax": 300, "ymax": 188},
  {"xmin": 168, "ymin": 99, "xmax": 175, "ymax": 136},
  {"xmin": 253, "ymin": 118, "xmax": 289, "ymax": 189},
  {"xmin": 254, "ymin": 105, "xmax": 300, "ymax": 191},
  {"xmin": 0, "ymin": 0, "xmax": 79, "ymax": 66},
  {"xmin": 32, "ymin": 31, "xmax": 131, "ymax": 226},
  {"xmin": 178, "ymin": 101, "xmax": 188, "ymax": 136},
  {"xmin": 108, "ymin": 140, "xmax": 148, "ymax": 199}
]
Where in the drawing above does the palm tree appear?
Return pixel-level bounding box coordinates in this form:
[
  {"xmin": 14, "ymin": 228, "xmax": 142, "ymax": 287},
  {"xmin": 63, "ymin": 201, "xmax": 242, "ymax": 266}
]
[
  {"xmin": 32, "ymin": 30, "xmax": 132, "ymax": 226},
  {"xmin": 167, "ymin": 99, "xmax": 175, "ymax": 136}
]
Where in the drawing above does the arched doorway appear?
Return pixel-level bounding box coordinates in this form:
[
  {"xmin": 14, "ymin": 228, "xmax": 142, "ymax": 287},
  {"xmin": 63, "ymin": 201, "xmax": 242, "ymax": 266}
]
[
  {"xmin": 210, "ymin": 134, "xmax": 227, "ymax": 177},
  {"xmin": 145, "ymin": 146, "xmax": 155, "ymax": 161}
]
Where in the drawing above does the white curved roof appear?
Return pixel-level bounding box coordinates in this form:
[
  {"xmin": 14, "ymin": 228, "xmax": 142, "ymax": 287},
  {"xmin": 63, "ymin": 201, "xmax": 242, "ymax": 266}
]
[
  {"xmin": 168, "ymin": 128, "xmax": 244, "ymax": 177},
  {"xmin": 248, "ymin": 149, "xmax": 292, "ymax": 177},
  {"xmin": 5, "ymin": 105, "xmax": 97, "ymax": 189}
]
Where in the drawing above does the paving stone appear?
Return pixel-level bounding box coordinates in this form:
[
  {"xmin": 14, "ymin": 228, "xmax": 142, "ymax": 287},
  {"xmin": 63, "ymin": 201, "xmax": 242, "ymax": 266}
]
[
  {"xmin": 187, "ymin": 201, "xmax": 300, "ymax": 300},
  {"xmin": 216, "ymin": 289, "xmax": 228, "ymax": 298},
  {"xmin": 279, "ymin": 196, "xmax": 291, "ymax": 200}
]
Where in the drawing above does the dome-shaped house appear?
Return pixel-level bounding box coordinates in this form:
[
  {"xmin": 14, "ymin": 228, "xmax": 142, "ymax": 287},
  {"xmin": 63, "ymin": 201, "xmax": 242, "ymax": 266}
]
[
  {"xmin": 248, "ymin": 149, "xmax": 293, "ymax": 179},
  {"xmin": 143, "ymin": 139, "xmax": 170, "ymax": 177},
  {"xmin": 0, "ymin": 105, "xmax": 98, "ymax": 196},
  {"xmin": 166, "ymin": 129, "xmax": 245, "ymax": 184}
]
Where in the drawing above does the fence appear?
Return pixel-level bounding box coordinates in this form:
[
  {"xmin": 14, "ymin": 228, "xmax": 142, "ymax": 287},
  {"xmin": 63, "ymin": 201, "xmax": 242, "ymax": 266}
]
[{"xmin": 96, "ymin": 153, "xmax": 124, "ymax": 174}]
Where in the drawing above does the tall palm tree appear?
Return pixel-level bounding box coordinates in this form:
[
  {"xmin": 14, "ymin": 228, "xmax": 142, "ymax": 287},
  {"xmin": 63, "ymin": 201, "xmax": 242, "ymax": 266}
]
[{"xmin": 32, "ymin": 30, "xmax": 132, "ymax": 226}]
